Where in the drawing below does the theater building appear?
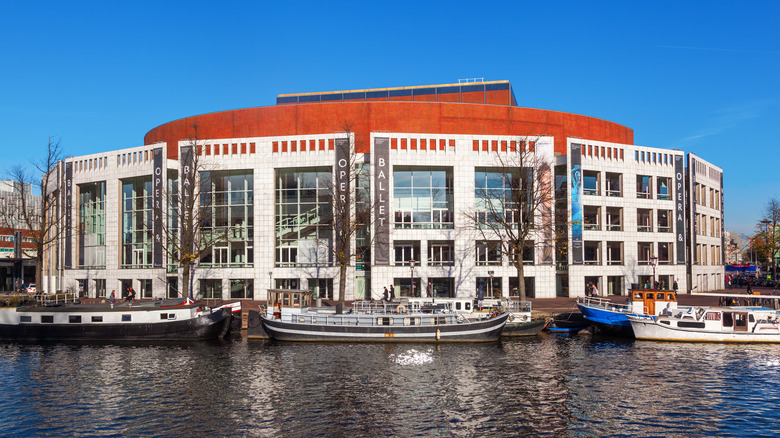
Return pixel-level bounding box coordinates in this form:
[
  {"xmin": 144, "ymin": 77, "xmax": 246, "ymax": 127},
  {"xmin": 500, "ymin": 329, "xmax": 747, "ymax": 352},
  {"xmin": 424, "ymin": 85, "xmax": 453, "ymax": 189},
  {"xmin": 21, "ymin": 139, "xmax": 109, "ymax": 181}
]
[{"xmin": 41, "ymin": 80, "xmax": 725, "ymax": 299}]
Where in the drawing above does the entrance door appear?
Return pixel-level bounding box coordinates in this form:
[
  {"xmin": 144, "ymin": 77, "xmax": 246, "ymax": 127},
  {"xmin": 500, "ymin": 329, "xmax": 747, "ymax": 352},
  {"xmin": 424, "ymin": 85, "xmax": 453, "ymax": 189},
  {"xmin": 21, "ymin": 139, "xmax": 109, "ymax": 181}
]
[
  {"xmin": 167, "ymin": 277, "xmax": 178, "ymax": 298},
  {"xmin": 120, "ymin": 279, "xmax": 133, "ymax": 299}
]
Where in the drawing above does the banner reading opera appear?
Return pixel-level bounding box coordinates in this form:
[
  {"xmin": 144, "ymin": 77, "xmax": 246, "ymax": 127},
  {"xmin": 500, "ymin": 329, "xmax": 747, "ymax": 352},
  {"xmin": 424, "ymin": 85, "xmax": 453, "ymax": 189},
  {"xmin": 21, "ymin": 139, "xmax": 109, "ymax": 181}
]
[
  {"xmin": 334, "ymin": 138, "xmax": 350, "ymax": 262},
  {"xmin": 152, "ymin": 147, "xmax": 164, "ymax": 268}
]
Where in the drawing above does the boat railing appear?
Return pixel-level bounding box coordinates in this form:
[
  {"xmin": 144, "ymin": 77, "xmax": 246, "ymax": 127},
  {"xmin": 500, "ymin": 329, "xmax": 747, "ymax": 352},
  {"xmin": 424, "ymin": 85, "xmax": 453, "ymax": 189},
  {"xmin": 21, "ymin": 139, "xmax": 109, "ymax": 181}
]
[
  {"xmin": 501, "ymin": 300, "xmax": 531, "ymax": 313},
  {"xmin": 351, "ymin": 300, "xmax": 425, "ymax": 314},
  {"xmin": 578, "ymin": 296, "xmax": 632, "ymax": 313},
  {"xmin": 277, "ymin": 309, "xmax": 458, "ymax": 327}
]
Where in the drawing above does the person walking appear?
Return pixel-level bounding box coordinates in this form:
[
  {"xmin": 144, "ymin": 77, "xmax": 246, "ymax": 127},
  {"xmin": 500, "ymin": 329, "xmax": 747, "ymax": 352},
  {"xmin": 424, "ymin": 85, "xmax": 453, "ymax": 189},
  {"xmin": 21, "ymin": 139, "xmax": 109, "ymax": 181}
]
[
  {"xmin": 383, "ymin": 287, "xmax": 389, "ymax": 302},
  {"xmin": 389, "ymin": 284, "xmax": 395, "ymax": 300},
  {"xmin": 673, "ymin": 280, "xmax": 679, "ymax": 295},
  {"xmin": 591, "ymin": 284, "xmax": 599, "ymax": 297},
  {"xmin": 426, "ymin": 282, "xmax": 432, "ymax": 297}
]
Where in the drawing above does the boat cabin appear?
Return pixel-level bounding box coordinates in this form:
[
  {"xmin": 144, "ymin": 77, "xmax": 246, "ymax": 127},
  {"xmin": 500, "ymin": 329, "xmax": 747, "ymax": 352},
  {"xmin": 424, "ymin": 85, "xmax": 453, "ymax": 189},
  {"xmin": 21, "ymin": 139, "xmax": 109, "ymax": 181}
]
[
  {"xmin": 630, "ymin": 290, "xmax": 678, "ymax": 315},
  {"xmin": 267, "ymin": 289, "xmax": 313, "ymax": 309}
]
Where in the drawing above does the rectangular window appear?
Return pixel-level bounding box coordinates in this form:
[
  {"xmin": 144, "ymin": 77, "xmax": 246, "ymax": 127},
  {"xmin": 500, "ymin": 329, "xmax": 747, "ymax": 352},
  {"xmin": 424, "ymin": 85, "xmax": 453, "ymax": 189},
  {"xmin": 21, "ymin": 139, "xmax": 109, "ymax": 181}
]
[
  {"xmin": 584, "ymin": 241, "xmax": 601, "ymax": 265},
  {"xmin": 637, "ymin": 209, "xmax": 652, "ymax": 232},
  {"xmin": 78, "ymin": 181, "xmax": 107, "ymax": 269},
  {"xmin": 583, "ymin": 171, "xmax": 599, "ymax": 195},
  {"xmin": 605, "ymin": 173, "xmax": 621, "ymax": 197},
  {"xmin": 583, "ymin": 206, "xmax": 600, "ymax": 231},
  {"xmin": 606, "ymin": 242, "xmax": 623, "ymax": 265},
  {"xmin": 394, "ymin": 167, "xmax": 453, "ymax": 229},
  {"xmin": 91, "ymin": 316, "xmax": 103, "ymax": 322},
  {"xmin": 121, "ymin": 315, "xmax": 131, "ymax": 322},
  {"xmin": 121, "ymin": 177, "xmax": 153, "ymax": 268},
  {"xmin": 41, "ymin": 315, "xmax": 54, "ymax": 323},
  {"xmin": 203, "ymin": 170, "xmax": 255, "ymax": 268},
  {"xmin": 638, "ymin": 242, "xmax": 653, "ymax": 265},
  {"xmin": 637, "ymin": 175, "xmax": 652, "ymax": 198},
  {"xmin": 658, "ymin": 242, "xmax": 671, "ymax": 264},
  {"xmin": 475, "ymin": 167, "xmax": 533, "ymax": 226},
  {"xmin": 428, "ymin": 241, "xmax": 454, "ymax": 266},
  {"xmin": 230, "ymin": 279, "xmax": 253, "ymax": 299},
  {"xmin": 606, "ymin": 207, "xmax": 622, "ymax": 231},
  {"xmin": 200, "ymin": 279, "xmax": 222, "ymax": 299},
  {"xmin": 69, "ymin": 315, "xmax": 82, "ymax": 324},
  {"xmin": 656, "ymin": 177, "xmax": 671, "ymax": 200},
  {"xmin": 394, "ymin": 242, "xmax": 420, "ymax": 266},
  {"xmin": 657, "ymin": 210, "xmax": 672, "ymax": 233},
  {"xmin": 476, "ymin": 241, "xmax": 502, "ymax": 266}
]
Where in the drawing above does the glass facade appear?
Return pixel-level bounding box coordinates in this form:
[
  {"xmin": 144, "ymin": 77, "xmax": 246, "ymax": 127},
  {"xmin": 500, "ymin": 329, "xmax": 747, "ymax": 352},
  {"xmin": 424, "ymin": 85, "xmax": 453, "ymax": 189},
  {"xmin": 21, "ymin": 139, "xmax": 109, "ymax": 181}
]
[
  {"xmin": 474, "ymin": 168, "xmax": 529, "ymax": 225},
  {"xmin": 121, "ymin": 177, "xmax": 153, "ymax": 268},
  {"xmin": 78, "ymin": 181, "xmax": 106, "ymax": 268},
  {"xmin": 275, "ymin": 168, "xmax": 332, "ymax": 267},
  {"xmin": 199, "ymin": 170, "xmax": 254, "ymax": 268},
  {"xmin": 393, "ymin": 167, "xmax": 453, "ymax": 228}
]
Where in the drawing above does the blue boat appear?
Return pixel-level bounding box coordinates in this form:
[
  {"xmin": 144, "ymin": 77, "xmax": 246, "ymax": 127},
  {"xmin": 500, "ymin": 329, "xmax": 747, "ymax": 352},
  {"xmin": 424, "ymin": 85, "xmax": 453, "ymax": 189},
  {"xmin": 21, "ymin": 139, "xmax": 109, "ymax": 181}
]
[{"xmin": 577, "ymin": 290, "xmax": 681, "ymax": 338}]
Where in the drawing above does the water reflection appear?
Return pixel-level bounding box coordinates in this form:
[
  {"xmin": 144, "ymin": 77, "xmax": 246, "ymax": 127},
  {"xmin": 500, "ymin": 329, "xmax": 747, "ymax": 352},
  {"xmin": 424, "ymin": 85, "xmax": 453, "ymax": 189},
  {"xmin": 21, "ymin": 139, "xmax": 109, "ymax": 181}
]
[{"xmin": 1, "ymin": 335, "xmax": 780, "ymax": 436}]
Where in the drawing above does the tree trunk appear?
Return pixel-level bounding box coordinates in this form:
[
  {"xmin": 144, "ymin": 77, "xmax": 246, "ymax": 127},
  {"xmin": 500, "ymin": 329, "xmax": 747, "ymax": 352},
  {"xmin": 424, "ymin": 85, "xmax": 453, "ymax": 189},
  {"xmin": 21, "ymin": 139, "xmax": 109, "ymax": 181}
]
[
  {"xmin": 515, "ymin": 257, "xmax": 526, "ymax": 302},
  {"xmin": 337, "ymin": 262, "xmax": 347, "ymax": 313},
  {"xmin": 182, "ymin": 263, "xmax": 190, "ymax": 299}
]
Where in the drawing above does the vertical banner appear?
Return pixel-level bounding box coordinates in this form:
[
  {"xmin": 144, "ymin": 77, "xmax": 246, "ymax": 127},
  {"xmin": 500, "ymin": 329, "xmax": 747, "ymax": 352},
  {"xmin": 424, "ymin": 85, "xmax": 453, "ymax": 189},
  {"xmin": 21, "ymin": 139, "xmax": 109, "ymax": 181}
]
[
  {"xmin": 570, "ymin": 143, "xmax": 583, "ymax": 264},
  {"xmin": 720, "ymin": 172, "xmax": 725, "ymax": 264},
  {"xmin": 675, "ymin": 155, "xmax": 686, "ymax": 264},
  {"xmin": 153, "ymin": 147, "xmax": 164, "ymax": 268},
  {"xmin": 335, "ymin": 138, "xmax": 350, "ymax": 262},
  {"xmin": 180, "ymin": 145, "xmax": 195, "ymax": 258},
  {"xmin": 64, "ymin": 162, "xmax": 73, "ymax": 269},
  {"xmin": 690, "ymin": 155, "xmax": 698, "ymax": 264},
  {"xmin": 373, "ymin": 137, "xmax": 390, "ymax": 265}
]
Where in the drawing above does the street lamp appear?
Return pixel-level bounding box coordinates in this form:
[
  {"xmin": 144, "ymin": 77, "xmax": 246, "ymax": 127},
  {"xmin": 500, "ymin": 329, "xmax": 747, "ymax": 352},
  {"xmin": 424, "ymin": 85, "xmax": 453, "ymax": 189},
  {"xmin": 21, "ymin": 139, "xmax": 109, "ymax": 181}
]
[
  {"xmin": 488, "ymin": 270, "xmax": 494, "ymax": 298},
  {"xmin": 409, "ymin": 259, "xmax": 416, "ymax": 297},
  {"xmin": 650, "ymin": 255, "xmax": 658, "ymax": 289}
]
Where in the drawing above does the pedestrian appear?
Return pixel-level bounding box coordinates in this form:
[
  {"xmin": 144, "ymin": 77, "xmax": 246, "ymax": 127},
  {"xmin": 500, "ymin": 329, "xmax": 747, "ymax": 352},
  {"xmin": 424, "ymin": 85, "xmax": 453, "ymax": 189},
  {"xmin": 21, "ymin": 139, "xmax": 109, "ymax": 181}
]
[
  {"xmin": 586, "ymin": 282, "xmax": 592, "ymax": 297},
  {"xmin": 654, "ymin": 280, "xmax": 660, "ymax": 290},
  {"xmin": 591, "ymin": 284, "xmax": 599, "ymax": 297},
  {"xmin": 109, "ymin": 290, "xmax": 115, "ymax": 302},
  {"xmin": 389, "ymin": 284, "xmax": 395, "ymax": 300},
  {"xmin": 128, "ymin": 287, "xmax": 136, "ymax": 301},
  {"xmin": 477, "ymin": 285, "xmax": 484, "ymax": 310},
  {"xmin": 426, "ymin": 282, "xmax": 432, "ymax": 297},
  {"xmin": 747, "ymin": 281, "xmax": 753, "ymax": 294},
  {"xmin": 383, "ymin": 287, "xmax": 389, "ymax": 302},
  {"xmin": 673, "ymin": 280, "xmax": 678, "ymax": 295}
]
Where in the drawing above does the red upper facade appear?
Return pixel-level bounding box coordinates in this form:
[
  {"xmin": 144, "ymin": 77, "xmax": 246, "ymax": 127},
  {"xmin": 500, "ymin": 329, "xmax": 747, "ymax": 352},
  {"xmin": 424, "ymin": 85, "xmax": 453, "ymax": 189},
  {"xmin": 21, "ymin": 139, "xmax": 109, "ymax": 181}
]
[{"xmin": 144, "ymin": 81, "xmax": 633, "ymax": 158}]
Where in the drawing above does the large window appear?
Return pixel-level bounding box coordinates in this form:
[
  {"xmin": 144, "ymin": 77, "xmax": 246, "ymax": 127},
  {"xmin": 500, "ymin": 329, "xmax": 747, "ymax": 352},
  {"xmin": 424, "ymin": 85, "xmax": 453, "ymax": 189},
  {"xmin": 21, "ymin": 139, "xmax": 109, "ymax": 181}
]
[
  {"xmin": 121, "ymin": 177, "xmax": 153, "ymax": 268},
  {"xmin": 200, "ymin": 170, "xmax": 254, "ymax": 268},
  {"xmin": 78, "ymin": 182, "xmax": 106, "ymax": 268},
  {"xmin": 474, "ymin": 168, "xmax": 532, "ymax": 226},
  {"xmin": 637, "ymin": 209, "xmax": 652, "ymax": 232},
  {"xmin": 606, "ymin": 242, "xmax": 623, "ymax": 265},
  {"xmin": 200, "ymin": 279, "xmax": 222, "ymax": 299},
  {"xmin": 584, "ymin": 241, "xmax": 601, "ymax": 265},
  {"xmin": 274, "ymin": 168, "xmax": 331, "ymax": 267},
  {"xmin": 394, "ymin": 167, "xmax": 453, "ymax": 229}
]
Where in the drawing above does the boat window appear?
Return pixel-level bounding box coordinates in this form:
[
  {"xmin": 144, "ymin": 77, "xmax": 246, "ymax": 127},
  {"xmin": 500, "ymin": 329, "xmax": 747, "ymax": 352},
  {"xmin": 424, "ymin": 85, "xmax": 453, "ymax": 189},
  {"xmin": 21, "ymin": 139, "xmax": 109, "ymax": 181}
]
[
  {"xmin": 91, "ymin": 316, "xmax": 103, "ymax": 322},
  {"xmin": 723, "ymin": 313, "xmax": 733, "ymax": 327},
  {"xmin": 735, "ymin": 314, "xmax": 748, "ymax": 330},
  {"xmin": 667, "ymin": 294, "xmax": 675, "ymax": 300},
  {"xmin": 749, "ymin": 315, "xmax": 755, "ymax": 323},
  {"xmin": 282, "ymin": 294, "xmax": 290, "ymax": 306},
  {"xmin": 705, "ymin": 312, "xmax": 720, "ymax": 321},
  {"xmin": 69, "ymin": 315, "xmax": 82, "ymax": 324},
  {"xmin": 377, "ymin": 317, "xmax": 393, "ymax": 326},
  {"xmin": 634, "ymin": 292, "xmax": 643, "ymax": 300},
  {"xmin": 678, "ymin": 321, "xmax": 706, "ymax": 329},
  {"xmin": 660, "ymin": 320, "xmax": 670, "ymax": 325},
  {"xmin": 19, "ymin": 316, "xmax": 31, "ymax": 323},
  {"xmin": 41, "ymin": 315, "xmax": 53, "ymax": 323},
  {"xmin": 465, "ymin": 302, "xmax": 471, "ymax": 311},
  {"xmin": 404, "ymin": 317, "xmax": 421, "ymax": 326},
  {"xmin": 122, "ymin": 314, "xmax": 132, "ymax": 322},
  {"xmin": 455, "ymin": 302, "xmax": 462, "ymax": 311}
]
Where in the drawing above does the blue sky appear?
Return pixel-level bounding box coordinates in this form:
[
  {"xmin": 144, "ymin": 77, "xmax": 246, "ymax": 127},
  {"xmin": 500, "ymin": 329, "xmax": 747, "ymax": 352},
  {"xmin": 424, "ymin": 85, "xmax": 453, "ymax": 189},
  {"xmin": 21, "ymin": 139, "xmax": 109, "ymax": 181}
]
[{"xmin": 1, "ymin": 0, "xmax": 778, "ymax": 236}]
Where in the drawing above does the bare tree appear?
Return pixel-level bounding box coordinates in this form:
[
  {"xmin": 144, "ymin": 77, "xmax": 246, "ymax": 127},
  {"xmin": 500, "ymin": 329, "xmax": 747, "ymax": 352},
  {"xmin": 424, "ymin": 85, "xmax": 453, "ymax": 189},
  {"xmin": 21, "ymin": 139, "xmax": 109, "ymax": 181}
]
[
  {"xmin": 467, "ymin": 137, "xmax": 553, "ymax": 301},
  {"xmin": 757, "ymin": 197, "xmax": 780, "ymax": 280},
  {"xmin": 327, "ymin": 122, "xmax": 379, "ymax": 311},
  {"xmin": 156, "ymin": 137, "xmax": 227, "ymax": 300},
  {"xmin": 0, "ymin": 138, "xmax": 65, "ymax": 292}
]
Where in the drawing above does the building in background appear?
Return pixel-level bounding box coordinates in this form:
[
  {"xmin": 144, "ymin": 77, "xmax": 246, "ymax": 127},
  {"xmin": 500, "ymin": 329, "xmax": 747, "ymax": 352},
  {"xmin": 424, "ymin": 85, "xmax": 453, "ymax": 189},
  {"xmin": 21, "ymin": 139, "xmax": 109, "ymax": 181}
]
[
  {"xmin": 43, "ymin": 80, "xmax": 725, "ymax": 299},
  {"xmin": 0, "ymin": 181, "xmax": 40, "ymax": 291}
]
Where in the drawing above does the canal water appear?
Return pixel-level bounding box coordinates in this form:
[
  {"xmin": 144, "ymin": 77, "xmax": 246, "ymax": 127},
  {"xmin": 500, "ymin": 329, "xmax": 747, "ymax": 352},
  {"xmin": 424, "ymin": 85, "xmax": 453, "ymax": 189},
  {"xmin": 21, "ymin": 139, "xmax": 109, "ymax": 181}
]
[{"xmin": 1, "ymin": 333, "xmax": 779, "ymax": 437}]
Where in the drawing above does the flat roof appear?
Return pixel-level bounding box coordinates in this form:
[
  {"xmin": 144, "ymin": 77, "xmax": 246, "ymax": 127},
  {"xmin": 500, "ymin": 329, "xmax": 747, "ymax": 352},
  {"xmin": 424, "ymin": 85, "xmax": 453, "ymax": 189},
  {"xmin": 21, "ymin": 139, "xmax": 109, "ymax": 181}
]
[{"xmin": 277, "ymin": 80, "xmax": 511, "ymax": 98}]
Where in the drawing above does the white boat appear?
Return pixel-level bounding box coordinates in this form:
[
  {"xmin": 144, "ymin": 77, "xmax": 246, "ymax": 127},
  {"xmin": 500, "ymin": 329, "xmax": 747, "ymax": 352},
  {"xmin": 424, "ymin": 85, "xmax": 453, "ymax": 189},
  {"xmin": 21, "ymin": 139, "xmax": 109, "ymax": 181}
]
[
  {"xmin": 628, "ymin": 305, "xmax": 780, "ymax": 343},
  {"xmin": 406, "ymin": 297, "xmax": 545, "ymax": 336}
]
